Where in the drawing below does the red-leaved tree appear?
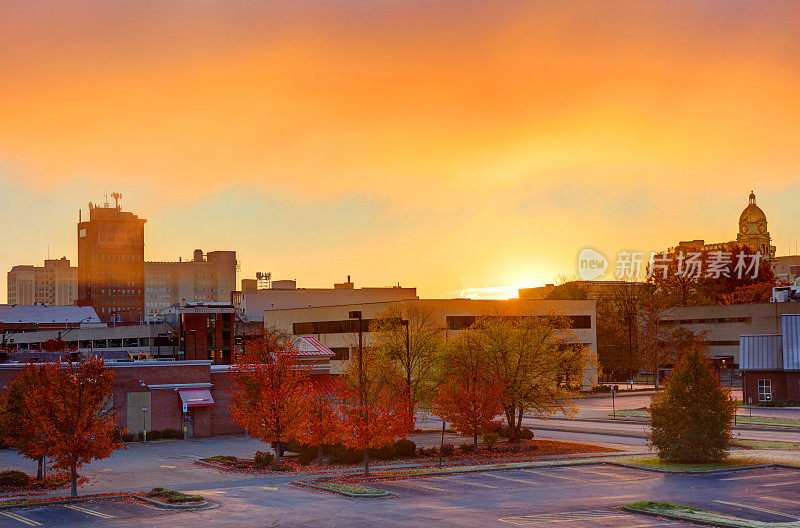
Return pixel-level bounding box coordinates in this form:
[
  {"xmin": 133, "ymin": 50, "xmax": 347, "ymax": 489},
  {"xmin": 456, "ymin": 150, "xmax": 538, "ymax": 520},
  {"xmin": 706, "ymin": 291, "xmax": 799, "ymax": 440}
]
[
  {"xmin": 337, "ymin": 343, "xmax": 412, "ymax": 475},
  {"xmin": 24, "ymin": 357, "xmax": 121, "ymax": 497},
  {"xmin": 435, "ymin": 333, "xmax": 503, "ymax": 452},
  {"xmin": 296, "ymin": 390, "xmax": 340, "ymax": 464},
  {"xmin": 228, "ymin": 328, "xmax": 313, "ymax": 463}
]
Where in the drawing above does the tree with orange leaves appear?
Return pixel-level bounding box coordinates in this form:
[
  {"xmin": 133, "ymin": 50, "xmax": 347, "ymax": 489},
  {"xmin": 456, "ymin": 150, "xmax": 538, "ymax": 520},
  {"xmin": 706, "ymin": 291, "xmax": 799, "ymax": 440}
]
[
  {"xmin": 228, "ymin": 328, "xmax": 313, "ymax": 463},
  {"xmin": 434, "ymin": 332, "xmax": 502, "ymax": 452},
  {"xmin": 296, "ymin": 391, "xmax": 340, "ymax": 464},
  {"xmin": 337, "ymin": 342, "xmax": 412, "ymax": 475},
  {"xmin": 23, "ymin": 357, "xmax": 121, "ymax": 497}
]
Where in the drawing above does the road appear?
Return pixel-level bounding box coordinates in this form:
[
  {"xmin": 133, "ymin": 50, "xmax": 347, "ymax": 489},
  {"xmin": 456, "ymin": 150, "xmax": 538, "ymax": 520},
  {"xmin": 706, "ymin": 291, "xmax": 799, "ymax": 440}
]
[{"xmin": 1, "ymin": 464, "xmax": 798, "ymax": 527}]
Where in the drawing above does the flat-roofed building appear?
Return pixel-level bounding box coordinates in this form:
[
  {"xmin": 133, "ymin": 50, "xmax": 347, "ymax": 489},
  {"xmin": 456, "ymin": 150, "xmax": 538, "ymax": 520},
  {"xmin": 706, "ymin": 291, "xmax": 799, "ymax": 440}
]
[
  {"xmin": 266, "ymin": 298, "xmax": 598, "ymax": 387},
  {"xmin": 739, "ymin": 314, "xmax": 800, "ymax": 402},
  {"xmin": 7, "ymin": 257, "xmax": 77, "ymax": 306}
]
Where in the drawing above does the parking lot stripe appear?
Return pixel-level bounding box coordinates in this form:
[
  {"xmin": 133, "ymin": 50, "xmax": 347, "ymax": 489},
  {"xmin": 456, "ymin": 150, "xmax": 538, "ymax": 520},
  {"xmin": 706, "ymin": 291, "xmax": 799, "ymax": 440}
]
[
  {"xmin": 435, "ymin": 477, "xmax": 498, "ymax": 489},
  {"xmin": 0, "ymin": 511, "xmax": 42, "ymax": 526},
  {"xmin": 761, "ymin": 480, "xmax": 799, "ymax": 487},
  {"xmin": 714, "ymin": 500, "xmax": 800, "ymax": 520},
  {"xmin": 393, "ymin": 481, "xmax": 447, "ymax": 492},
  {"xmin": 62, "ymin": 504, "xmax": 114, "ymax": 519},
  {"xmin": 760, "ymin": 496, "xmax": 800, "ymax": 506},
  {"xmin": 520, "ymin": 470, "xmax": 587, "ymax": 482},
  {"xmin": 160, "ymin": 465, "xmax": 177, "ymax": 469},
  {"xmin": 568, "ymin": 467, "xmax": 631, "ymax": 479},
  {"xmin": 720, "ymin": 472, "xmax": 794, "ymax": 481},
  {"xmin": 260, "ymin": 486, "xmax": 279, "ymax": 490},
  {"xmin": 481, "ymin": 473, "xmax": 541, "ymax": 485}
]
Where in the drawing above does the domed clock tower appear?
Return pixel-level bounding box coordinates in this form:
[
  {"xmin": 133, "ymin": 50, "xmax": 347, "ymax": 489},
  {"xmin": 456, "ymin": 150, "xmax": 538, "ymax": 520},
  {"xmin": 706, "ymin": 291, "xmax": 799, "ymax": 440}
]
[{"xmin": 737, "ymin": 191, "xmax": 775, "ymax": 258}]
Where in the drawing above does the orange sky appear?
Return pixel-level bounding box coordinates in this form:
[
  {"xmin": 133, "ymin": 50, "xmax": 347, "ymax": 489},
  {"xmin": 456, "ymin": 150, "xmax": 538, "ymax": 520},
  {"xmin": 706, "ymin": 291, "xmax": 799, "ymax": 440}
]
[{"xmin": 2, "ymin": 1, "xmax": 800, "ymax": 299}]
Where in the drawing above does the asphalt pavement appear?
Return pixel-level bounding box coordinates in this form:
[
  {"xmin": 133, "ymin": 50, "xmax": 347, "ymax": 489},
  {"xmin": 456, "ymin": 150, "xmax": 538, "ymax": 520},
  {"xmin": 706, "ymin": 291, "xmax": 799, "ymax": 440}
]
[{"xmin": 1, "ymin": 464, "xmax": 797, "ymax": 527}]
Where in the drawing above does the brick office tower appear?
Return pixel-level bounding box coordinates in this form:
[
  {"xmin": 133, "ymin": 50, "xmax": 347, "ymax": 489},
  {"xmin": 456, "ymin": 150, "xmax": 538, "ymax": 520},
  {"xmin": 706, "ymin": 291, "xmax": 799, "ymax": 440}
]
[{"xmin": 77, "ymin": 196, "xmax": 146, "ymax": 323}]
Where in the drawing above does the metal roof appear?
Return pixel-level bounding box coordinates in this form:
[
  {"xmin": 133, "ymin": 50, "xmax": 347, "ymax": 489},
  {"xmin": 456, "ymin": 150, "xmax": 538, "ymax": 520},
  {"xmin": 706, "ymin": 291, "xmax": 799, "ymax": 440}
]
[
  {"xmin": 739, "ymin": 334, "xmax": 783, "ymax": 371},
  {"xmin": 291, "ymin": 336, "xmax": 335, "ymax": 358},
  {"xmin": 0, "ymin": 305, "xmax": 101, "ymax": 324}
]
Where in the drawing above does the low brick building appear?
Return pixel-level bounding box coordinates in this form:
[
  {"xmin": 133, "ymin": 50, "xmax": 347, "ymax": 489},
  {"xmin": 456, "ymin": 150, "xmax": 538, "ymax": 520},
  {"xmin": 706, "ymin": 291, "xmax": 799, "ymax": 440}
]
[
  {"xmin": 0, "ymin": 336, "xmax": 335, "ymax": 438},
  {"xmin": 739, "ymin": 315, "xmax": 800, "ymax": 403}
]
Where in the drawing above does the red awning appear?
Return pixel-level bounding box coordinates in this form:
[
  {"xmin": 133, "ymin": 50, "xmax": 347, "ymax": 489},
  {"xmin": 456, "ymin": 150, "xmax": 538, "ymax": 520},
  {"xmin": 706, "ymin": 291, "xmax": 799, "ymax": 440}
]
[{"xmin": 178, "ymin": 388, "xmax": 214, "ymax": 407}]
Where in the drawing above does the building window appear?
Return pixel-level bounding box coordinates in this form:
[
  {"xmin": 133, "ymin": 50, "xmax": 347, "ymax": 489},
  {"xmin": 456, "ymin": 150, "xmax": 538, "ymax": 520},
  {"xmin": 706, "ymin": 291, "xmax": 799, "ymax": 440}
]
[{"xmin": 757, "ymin": 379, "xmax": 772, "ymax": 402}]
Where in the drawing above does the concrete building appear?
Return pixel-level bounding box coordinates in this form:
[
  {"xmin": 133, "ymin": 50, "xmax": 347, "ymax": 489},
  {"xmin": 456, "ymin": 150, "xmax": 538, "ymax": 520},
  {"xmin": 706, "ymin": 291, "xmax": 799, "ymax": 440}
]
[
  {"xmin": 662, "ymin": 303, "xmax": 800, "ymax": 368},
  {"xmin": 739, "ymin": 314, "xmax": 800, "ymax": 402},
  {"xmin": 0, "ymin": 304, "xmax": 102, "ymax": 345},
  {"xmin": 77, "ymin": 196, "xmax": 146, "ymax": 323},
  {"xmin": 144, "ymin": 249, "xmax": 238, "ymax": 319},
  {"xmin": 775, "ymin": 255, "xmax": 800, "ymax": 285},
  {"xmin": 7, "ymin": 258, "xmax": 78, "ymax": 306},
  {"xmin": 241, "ymin": 277, "xmax": 418, "ymax": 323},
  {"xmin": 266, "ymin": 298, "xmax": 598, "ymax": 384}
]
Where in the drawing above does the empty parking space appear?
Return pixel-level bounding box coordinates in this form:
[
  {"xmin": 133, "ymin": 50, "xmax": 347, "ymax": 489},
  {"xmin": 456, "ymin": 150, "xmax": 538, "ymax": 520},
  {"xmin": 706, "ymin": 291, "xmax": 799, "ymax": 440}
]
[{"xmin": 0, "ymin": 500, "xmax": 163, "ymax": 527}]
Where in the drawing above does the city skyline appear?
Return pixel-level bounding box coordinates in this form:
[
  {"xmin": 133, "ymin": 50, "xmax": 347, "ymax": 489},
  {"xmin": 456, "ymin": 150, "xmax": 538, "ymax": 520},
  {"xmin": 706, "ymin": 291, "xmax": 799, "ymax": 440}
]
[{"xmin": 3, "ymin": 2, "xmax": 800, "ymax": 301}]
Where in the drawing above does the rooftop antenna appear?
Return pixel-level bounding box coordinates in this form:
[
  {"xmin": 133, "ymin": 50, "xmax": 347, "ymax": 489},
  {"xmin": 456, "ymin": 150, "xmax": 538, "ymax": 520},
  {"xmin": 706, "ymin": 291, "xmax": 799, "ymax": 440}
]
[
  {"xmin": 103, "ymin": 192, "xmax": 109, "ymax": 208},
  {"xmin": 111, "ymin": 192, "xmax": 122, "ymax": 210}
]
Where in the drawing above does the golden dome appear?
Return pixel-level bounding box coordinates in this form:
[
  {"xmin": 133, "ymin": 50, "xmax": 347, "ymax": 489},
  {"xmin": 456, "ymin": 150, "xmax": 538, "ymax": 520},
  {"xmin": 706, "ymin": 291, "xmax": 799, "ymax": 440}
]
[{"xmin": 739, "ymin": 191, "xmax": 767, "ymax": 225}]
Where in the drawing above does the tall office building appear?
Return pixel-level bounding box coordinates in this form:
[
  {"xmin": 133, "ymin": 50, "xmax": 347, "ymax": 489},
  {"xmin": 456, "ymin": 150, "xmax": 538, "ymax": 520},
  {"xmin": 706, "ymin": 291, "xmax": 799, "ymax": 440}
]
[
  {"xmin": 77, "ymin": 196, "xmax": 146, "ymax": 323},
  {"xmin": 7, "ymin": 258, "xmax": 77, "ymax": 306}
]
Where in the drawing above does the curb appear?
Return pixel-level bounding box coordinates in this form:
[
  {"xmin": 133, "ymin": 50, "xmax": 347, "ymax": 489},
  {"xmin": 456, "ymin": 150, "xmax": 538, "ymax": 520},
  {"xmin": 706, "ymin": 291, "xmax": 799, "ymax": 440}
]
[
  {"xmin": 291, "ymin": 480, "xmax": 396, "ymax": 499},
  {"xmin": 622, "ymin": 506, "xmax": 746, "ymax": 528},
  {"xmin": 0, "ymin": 494, "xmax": 217, "ymax": 512},
  {"xmin": 605, "ymin": 462, "xmax": 799, "ymax": 475}
]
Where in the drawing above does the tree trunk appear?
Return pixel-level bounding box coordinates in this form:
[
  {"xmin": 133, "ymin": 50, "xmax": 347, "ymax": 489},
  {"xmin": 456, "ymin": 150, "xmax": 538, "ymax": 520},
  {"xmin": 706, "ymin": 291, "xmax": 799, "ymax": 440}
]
[
  {"xmin": 364, "ymin": 449, "xmax": 370, "ymax": 476},
  {"xmin": 473, "ymin": 432, "xmax": 478, "ymax": 453},
  {"xmin": 274, "ymin": 441, "xmax": 282, "ymax": 464},
  {"xmin": 503, "ymin": 406, "xmax": 517, "ymax": 441},
  {"xmin": 70, "ymin": 463, "xmax": 77, "ymax": 498},
  {"xmin": 36, "ymin": 457, "xmax": 43, "ymax": 480},
  {"xmin": 516, "ymin": 408, "xmax": 524, "ymax": 450},
  {"xmin": 317, "ymin": 444, "xmax": 324, "ymax": 465}
]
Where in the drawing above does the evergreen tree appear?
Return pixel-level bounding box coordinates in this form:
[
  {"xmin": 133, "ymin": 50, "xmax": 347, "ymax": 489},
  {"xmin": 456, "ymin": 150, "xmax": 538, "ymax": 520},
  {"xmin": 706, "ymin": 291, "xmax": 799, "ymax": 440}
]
[{"xmin": 649, "ymin": 344, "xmax": 735, "ymax": 462}]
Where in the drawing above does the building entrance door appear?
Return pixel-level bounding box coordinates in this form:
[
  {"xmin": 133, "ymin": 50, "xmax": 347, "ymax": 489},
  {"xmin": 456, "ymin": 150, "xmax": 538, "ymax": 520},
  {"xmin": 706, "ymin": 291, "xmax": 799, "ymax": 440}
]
[{"xmin": 182, "ymin": 411, "xmax": 194, "ymax": 439}]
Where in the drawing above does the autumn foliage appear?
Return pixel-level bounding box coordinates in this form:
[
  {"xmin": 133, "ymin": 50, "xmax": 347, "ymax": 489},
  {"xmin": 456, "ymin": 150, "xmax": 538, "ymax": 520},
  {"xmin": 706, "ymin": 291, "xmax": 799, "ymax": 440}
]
[
  {"xmin": 1, "ymin": 357, "xmax": 121, "ymax": 497},
  {"xmin": 228, "ymin": 329, "xmax": 313, "ymax": 462},
  {"xmin": 336, "ymin": 344, "xmax": 412, "ymax": 475},
  {"xmin": 650, "ymin": 344, "xmax": 736, "ymax": 462},
  {"xmin": 434, "ymin": 333, "xmax": 502, "ymax": 451},
  {"xmin": 296, "ymin": 392, "xmax": 340, "ymax": 463}
]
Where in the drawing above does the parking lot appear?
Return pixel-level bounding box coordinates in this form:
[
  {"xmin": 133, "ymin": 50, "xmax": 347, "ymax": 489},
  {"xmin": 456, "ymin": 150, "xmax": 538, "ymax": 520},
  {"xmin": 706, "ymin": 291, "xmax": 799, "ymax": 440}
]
[
  {"xmin": 0, "ymin": 499, "xmax": 171, "ymax": 527},
  {"xmin": 0, "ymin": 464, "xmax": 797, "ymax": 527}
]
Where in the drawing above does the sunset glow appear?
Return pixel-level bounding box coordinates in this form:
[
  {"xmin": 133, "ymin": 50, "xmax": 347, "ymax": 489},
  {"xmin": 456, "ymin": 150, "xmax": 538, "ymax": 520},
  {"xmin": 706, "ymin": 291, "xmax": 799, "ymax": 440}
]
[{"xmin": 2, "ymin": 1, "xmax": 800, "ymax": 298}]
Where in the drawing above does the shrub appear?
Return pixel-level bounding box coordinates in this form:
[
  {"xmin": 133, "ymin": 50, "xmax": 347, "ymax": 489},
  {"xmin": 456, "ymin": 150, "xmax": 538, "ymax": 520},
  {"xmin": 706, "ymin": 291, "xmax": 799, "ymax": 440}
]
[
  {"xmin": 459, "ymin": 442, "xmax": 474, "ymax": 453},
  {"xmin": 482, "ymin": 432, "xmax": 499, "ymax": 451},
  {"xmin": 148, "ymin": 488, "xmax": 204, "ymax": 503},
  {"xmin": 121, "ymin": 432, "xmax": 137, "ymax": 442},
  {"xmin": 497, "ymin": 425, "xmax": 511, "ymax": 438},
  {"xmin": 416, "ymin": 447, "xmax": 437, "ymax": 457},
  {"xmin": 148, "ymin": 430, "xmax": 162, "ymax": 441},
  {"xmin": 0, "ymin": 470, "xmax": 30, "ymax": 488},
  {"xmin": 270, "ymin": 462, "xmax": 292, "ymax": 472},
  {"xmin": 650, "ymin": 346, "xmax": 736, "ymax": 463},
  {"xmin": 329, "ymin": 444, "xmax": 363, "ymax": 464},
  {"xmin": 519, "ymin": 428, "xmax": 534, "ymax": 440},
  {"xmin": 295, "ymin": 444, "xmax": 319, "ymax": 465},
  {"xmin": 440, "ymin": 443, "xmax": 455, "ymax": 457},
  {"xmin": 372, "ymin": 444, "xmax": 396, "ymax": 460},
  {"xmin": 162, "ymin": 428, "xmax": 184, "ymax": 440},
  {"xmin": 393, "ymin": 439, "xmax": 416, "ymax": 457},
  {"xmin": 253, "ymin": 451, "xmax": 274, "ymax": 468}
]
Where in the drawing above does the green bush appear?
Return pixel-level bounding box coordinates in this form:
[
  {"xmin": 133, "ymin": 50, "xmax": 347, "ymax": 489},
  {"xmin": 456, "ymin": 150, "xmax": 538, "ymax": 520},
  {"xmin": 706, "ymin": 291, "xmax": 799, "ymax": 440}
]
[
  {"xmin": 148, "ymin": 430, "xmax": 162, "ymax": 441},
  {"xmin": 162, "ymin": 428, "xmax": 184, "ymax": 439},
  {"xmin": 372, "ymin": 444, "xmax": 396, "ymax": 460},
  {"xmin": 650, "ymin": 346, "xmax": 736, "ymax": 463},
  {"xmin": 482, "ymin": 432, "xmax": 499, "ymax": 451},
  {"xmin": 0, "ymin": 470, "xmax": 30, "ymax": 487},
  {"xmin": 440, "ymin": 443, "xmax": 455, "ymax": 456},
  {"xmin": 394, "ymin": 439, "xmax": 416, "ymax": 457},
  {"xmin": 459, "ymin": 442, "xmax": 474, "ymax": 453},
  {"xmin": 519, "ymin": 428, "xmax": 534, "ymax": 440},
  {"xmin": 147, "ymin": 488, "xmax": 204, "ymax": 503},
  {"xmin": 296, "ymin": 444, "xmax": 319, "ymax": 465},
  {"xmin": 270, "ymin": 462, "xmax": 292, "ymax": 472},
  {"xmin": 121, "ymin": 432, "xmax": 138, "ymax": 442},
  {"xmin": 497, "ymin": 425, "xmax": 511, "ymax": 438},
  {"xmin": 329, "ymin": 444, "xmax": 363, "ymax": 464},
  {"xmin": 253, "ymin": 451, "xmax": 274, "ymax": 468}
]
